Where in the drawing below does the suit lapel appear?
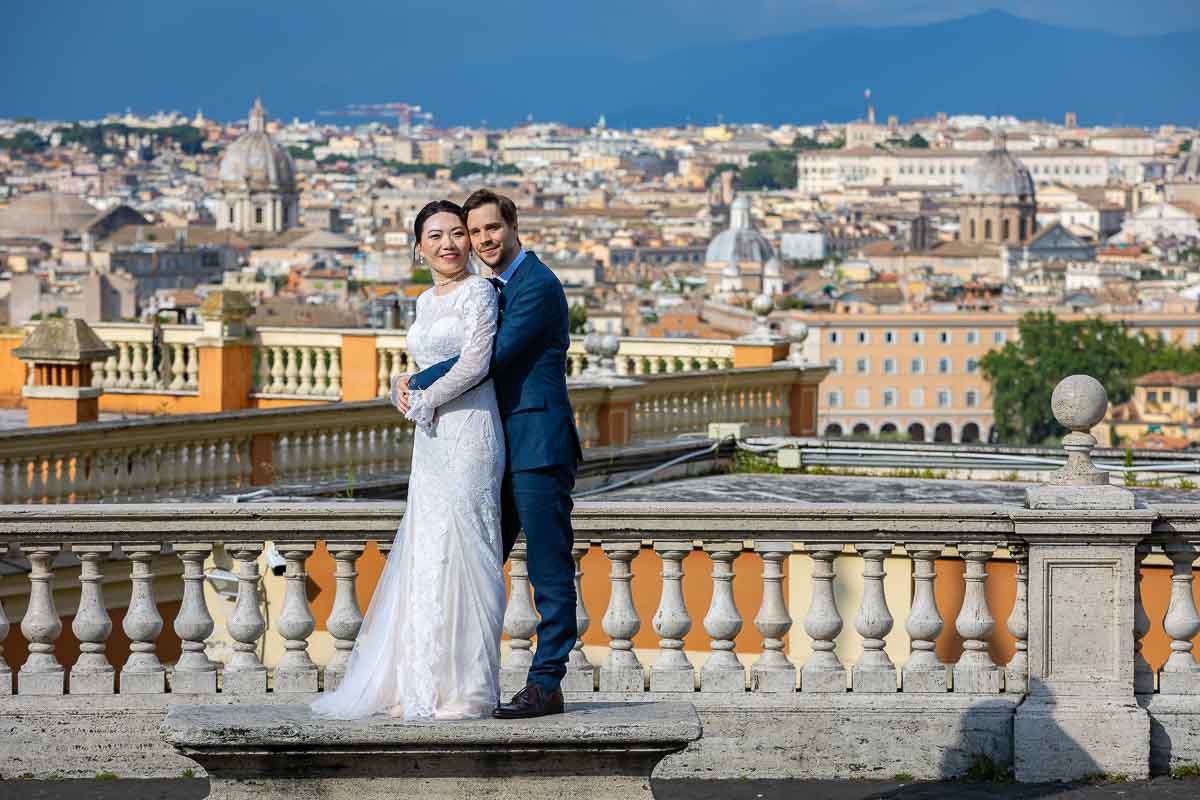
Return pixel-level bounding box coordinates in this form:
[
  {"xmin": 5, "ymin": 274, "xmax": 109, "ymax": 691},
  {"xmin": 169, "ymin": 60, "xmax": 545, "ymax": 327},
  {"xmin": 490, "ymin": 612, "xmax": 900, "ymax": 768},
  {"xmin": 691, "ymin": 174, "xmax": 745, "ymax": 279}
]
[{"xmin": 501, "ymin": 250, "xmax": 537, "ymax": 302}]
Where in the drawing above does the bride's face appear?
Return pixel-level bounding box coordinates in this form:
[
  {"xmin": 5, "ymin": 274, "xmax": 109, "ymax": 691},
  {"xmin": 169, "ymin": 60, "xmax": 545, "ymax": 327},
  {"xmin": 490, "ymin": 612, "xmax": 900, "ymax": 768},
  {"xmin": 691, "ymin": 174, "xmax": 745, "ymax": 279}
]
[{"xmin": 419, "ymin": 212, "xmax": 470, "ymax": 278}]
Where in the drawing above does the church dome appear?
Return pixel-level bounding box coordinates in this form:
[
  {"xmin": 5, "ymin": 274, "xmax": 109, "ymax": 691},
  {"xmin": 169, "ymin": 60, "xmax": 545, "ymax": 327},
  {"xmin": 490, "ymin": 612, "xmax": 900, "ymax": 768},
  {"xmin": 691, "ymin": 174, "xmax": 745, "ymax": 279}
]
[
  {"xmin": 218, "ymin": 97, "xmax": 296, "ymax": 191},
  {"xmin": 0, "ymin": 191, "xmax": 97, "ymax": 239},
  {"xmin": 962, "ymin": 131, "xmax": 1034, "ymax": 198},
  {"xmin": 705, "ymin": 194, "xmax": 775, "ymax": 266}
]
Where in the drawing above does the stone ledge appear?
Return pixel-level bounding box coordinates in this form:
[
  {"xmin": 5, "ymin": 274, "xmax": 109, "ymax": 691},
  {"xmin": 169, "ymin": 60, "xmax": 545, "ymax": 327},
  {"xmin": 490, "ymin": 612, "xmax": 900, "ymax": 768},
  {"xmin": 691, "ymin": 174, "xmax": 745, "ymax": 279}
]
[{"xmin": 161, "ymin": 702, "xmax": 700, "ymax": 800}]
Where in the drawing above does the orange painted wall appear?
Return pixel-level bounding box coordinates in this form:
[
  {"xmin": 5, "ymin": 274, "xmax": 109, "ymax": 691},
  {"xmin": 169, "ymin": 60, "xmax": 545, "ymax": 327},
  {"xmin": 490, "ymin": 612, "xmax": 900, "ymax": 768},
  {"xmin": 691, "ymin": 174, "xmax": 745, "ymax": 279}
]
[
  {"xmin": 98, "ymin": 393, "xmax": 210, "ymax": 416},
  {"xmin": 340, "ymin": 336, "xmax": 380, "ymax": 402},
  {"xmin": 251, "ymin": 397, "xmax": 331, "ymax": 410},
  {"xmin": 0, "ymin": 334, "xmax": 28, "ymax": 408}
]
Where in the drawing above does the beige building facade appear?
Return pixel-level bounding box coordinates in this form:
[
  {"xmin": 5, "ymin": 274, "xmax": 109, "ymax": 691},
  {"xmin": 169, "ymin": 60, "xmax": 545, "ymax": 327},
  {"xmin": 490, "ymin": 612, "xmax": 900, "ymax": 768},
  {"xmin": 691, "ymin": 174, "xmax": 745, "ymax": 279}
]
[{"xmin": 798, "ymin": 312, "xmax": 1200, "ymax": 444}]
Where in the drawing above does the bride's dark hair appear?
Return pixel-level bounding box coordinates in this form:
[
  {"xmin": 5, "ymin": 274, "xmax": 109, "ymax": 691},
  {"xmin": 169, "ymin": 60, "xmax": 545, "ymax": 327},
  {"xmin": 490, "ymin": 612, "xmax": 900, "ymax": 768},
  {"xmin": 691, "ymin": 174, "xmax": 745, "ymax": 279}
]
[{"xmin": 412, "ymin": 200, "xmax": 467, "ymax": 264}]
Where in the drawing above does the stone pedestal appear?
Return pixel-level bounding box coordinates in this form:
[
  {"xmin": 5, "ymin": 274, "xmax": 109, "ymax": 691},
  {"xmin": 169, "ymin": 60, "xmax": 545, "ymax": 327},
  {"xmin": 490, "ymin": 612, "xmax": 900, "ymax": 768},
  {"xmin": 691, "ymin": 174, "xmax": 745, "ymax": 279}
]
[
  {"xmin": 162, "ymin": 702, "xmax": 701, "ymax": 800},
  {"xmin": 14, "ymin": 318, "xmax": 114, "ymax": 427}
]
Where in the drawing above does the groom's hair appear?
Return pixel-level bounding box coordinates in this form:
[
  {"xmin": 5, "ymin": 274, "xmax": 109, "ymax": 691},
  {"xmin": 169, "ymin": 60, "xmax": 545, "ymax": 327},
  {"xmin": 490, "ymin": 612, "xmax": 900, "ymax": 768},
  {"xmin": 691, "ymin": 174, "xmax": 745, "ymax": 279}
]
[{"xmin": 462, "ymin": 189, "xmax": 518, "ymax": 228}]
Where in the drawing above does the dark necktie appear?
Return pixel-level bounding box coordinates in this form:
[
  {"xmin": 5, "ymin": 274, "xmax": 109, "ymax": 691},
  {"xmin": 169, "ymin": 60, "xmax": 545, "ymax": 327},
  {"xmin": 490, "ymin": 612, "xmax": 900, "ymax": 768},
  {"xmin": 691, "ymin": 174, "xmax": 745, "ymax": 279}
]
[{"xmin": 487, "ymin": 277, "xmax": 505, "ymax": 291}]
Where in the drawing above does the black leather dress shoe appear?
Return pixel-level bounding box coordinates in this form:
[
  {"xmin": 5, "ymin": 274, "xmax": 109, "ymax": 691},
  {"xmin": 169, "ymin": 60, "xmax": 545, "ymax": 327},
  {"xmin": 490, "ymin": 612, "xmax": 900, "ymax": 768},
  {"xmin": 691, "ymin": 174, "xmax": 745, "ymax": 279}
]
[{"xmin": 492, "ymin": 684, "xmax": 564, "ymax": 719}]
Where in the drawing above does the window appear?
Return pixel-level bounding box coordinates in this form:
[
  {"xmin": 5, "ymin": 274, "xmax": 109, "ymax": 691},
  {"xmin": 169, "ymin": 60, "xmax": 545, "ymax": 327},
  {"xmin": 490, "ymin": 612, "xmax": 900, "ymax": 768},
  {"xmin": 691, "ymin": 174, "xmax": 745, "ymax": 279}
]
[
  {"xmin": 857, "ymin": 331, "xmax": 870, "ymax": 345},
  {"xmin": 228, "ymin": 207, "xmax": 234, "ymax": 224},
  {"xmin": 910, "ymin": 388, "xmax": 925, "ymax": 407},
  {"xmin": 827, "ymin": 391, "xmax": 842, "ymax": 408},
  {"xmin": 938, "ymin": 331, "xmax": 951, "ymax": 345},
  {"xmin": 1148, "ymin": 391, "xmax": 1158, "ymax": 403},
  {"xmin": 830, "ymin": 358, "xmax": 843, "ymax": 374},
  {"xmin": 966, "ymin": 330, "xmax": 979, "ymax": 345},
  {"xmin": 255, "ymin": 207, "xmax": 264, "ymax": 224},
  {"xmin": 884, "ymin": 330, "xmax": 897, "ymax": 344},
  {"xmin": 992, "ymin": 331, "xmax": 1007, "ymax": 345},
  {"xmin": 1163, "ymin": 390, "xmax": 1172, "ymax": 403},
  {"xmin": 882, "ymin": 389, "xmax": 897, "ymax": 408},
  {"xmin": 884, "ymin": 358, "xmax": 897, "ymax": 375},
  {"xmin": 938, "ymin": 358, "xmax": 951, "ymax": 374},
  {"xmin": 911, "ymin": 331, "xmax": 926, "ymax": 345},
  {"xmin": 855, "ymin": 389, "xmax": 870, "ymax": 408},
  {"xmin": 965, "ymin": 390, "xmax": 978, "ymax": 408},
  {"xmin": 910, "ymin": 358, "xmax": 924, "ymax": 374},
  {"xmin": 966, "ymin": 358, "xmax": 979, "ymax": 373},
  {"xmin": 829, "ymin": 331, "xmax": 841, "ymax": 344},
  {"xmin": 1189, "ymin": 389, "xmax": 1198, "ymax": 404},
  {"xmin": 1002, "ymin": 219, "xmax": 1011, "ymax": 240},
  {"xmin": 969, "ymin": 219, "xmax": 976, "ymax": 239},
  {"xmin": 856, "ymin": 358, "xmax": 870, "ymax": 374},
  {"xmin": 937, "ymin": 390, "xmax": 952, "ymax": 408},
  {"xmin": 984, "ymin": 219, "xmax": 993, "ymax": 240}
]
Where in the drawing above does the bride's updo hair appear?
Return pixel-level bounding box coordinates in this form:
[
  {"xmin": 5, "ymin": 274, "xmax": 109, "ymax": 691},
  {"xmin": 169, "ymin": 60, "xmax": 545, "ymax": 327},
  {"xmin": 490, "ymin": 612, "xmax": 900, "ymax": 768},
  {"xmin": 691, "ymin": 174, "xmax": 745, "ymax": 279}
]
[{"xmin": 412, "ymin": 200, "xmax": 467, "ymax": 264}]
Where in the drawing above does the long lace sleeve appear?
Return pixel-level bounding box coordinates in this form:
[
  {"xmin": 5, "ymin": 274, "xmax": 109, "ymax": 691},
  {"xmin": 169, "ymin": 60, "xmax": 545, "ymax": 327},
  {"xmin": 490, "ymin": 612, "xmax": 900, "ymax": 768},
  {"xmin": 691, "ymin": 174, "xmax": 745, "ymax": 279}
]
[{"xmin": 405, "ymin": 278, "xmax": 498, "ymax": 430}]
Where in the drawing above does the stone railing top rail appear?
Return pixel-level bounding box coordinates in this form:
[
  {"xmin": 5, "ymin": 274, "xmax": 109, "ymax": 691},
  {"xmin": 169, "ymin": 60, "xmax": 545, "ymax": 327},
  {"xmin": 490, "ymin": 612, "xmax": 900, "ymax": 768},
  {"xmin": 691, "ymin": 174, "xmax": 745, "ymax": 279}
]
[{"xmin": 0, "ymin": 501, "xmax": 1187, "ymax": 545}]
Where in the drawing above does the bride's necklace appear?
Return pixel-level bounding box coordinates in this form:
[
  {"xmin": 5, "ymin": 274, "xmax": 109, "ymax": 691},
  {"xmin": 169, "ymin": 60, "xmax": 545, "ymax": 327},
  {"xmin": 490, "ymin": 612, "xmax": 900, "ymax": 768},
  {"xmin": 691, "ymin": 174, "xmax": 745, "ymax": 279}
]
[{"xmin": 433, "ymin": 267, "xmax": 470, "ymax": 293}]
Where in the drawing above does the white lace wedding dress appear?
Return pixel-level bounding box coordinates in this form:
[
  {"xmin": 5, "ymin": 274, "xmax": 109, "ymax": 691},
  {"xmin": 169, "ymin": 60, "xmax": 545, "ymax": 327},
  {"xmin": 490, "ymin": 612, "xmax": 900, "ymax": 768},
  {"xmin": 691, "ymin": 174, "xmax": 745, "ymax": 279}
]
[{"xmin": 311, "ymin": 274, "xmax": 506, "ymax": 720}]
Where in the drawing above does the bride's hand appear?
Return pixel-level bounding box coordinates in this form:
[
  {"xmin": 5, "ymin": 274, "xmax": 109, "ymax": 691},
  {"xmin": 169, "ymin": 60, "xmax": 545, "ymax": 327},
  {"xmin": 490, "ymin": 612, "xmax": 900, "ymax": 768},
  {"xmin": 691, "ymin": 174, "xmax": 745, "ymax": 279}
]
[{"xmin": 390, "ymin": 374, "xmax": 411, "ymax": 413}]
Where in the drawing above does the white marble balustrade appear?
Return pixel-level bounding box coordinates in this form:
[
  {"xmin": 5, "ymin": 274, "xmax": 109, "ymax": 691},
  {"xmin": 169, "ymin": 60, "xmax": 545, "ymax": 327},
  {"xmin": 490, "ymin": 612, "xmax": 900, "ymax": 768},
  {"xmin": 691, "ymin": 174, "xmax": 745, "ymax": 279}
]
[
  {"xmin": 252, "ymin": 329, "xmax": 344, "ymax": 400},
  {"xmin": 85, "ymin": 324, "xmax": 201, "ymax": 394}
]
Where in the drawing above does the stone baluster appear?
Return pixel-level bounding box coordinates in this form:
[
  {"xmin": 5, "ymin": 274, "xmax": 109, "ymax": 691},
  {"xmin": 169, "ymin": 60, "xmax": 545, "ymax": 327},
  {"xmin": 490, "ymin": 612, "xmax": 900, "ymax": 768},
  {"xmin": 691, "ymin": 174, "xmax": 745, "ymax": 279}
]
[
  {"xmin": 129, "ymin": 341, "xmax": 147, "ymax": 388},
  {"xmin": 1160, "ymin": 542, "xmax": 1200, "ymax": 693},
  {"xmin": 185, "ymin": 345, "xmax": 199, "ymax": 390},
  {"xmin": 376, "ymin": 351, "xmax": 391, "ymax": 397},
  {"xmin": 650, "ymin": 541, "xmax": 694, "ymax": 692},
  {"xmin": 323, "ymin": 542, "xmax": 366, "ymax": 692},
  {"xmin": 172, "ymin": 544, "xmax": 217, "ymax": 693},
  {"xmin": 275, "ymin": 542, "xmax": 318, "ymax": 692},
  {"xmin": 91, "ymin": 358, "xmax": 105, "ymax": 388},
  {"xmin": 1133, "ymin": 544, "xmax": 1153, "ymax": 694},
  {"xmin": 954, "ymin": 543, "xmax": 1001, "ymax": 692},
  {"xmin": 562, "ymin": 541, "xmax": 595, "ymax": 692},
  {"xmin": 69, "ymin": 544, "xmax": 115, "ymax": 694},
  {"xmin": 852, "ymin": 542, "xmax": 896, "ymax": 692},
  {"xmin": 600, "ymin": 542, "xmax": 643, "ymax": 692},
  {"xmin": 115, "ymin": 342, "xmax": 132, "ymax": 389},
  {"xmin": 326, "ymin": 350, "xmax": 342, "ymax": 397},
  {"xmin": 266, "ymin": 346, "xmax": 283, "ymax": 393},
  {"xmin": 254, "ymin": 347, "xmax": 271, "ymax": 392},
  {"xmin": 501, "ymin": 540, "xmax": 539, "ymax": 695},
  {"xmin": 802, "ymin": 546, "xmax": 845, "ymax": 692},
  {"xmin": 170, "ymin": 343, "xmax": 188, "ymax": 390},
  {"xmin": 284, "ymin": 347, "xmax": 300, "ymax": 393},
  {"xmin": 102, "ymin": 351, "xmax": 119, "ymax": 389},
  {"xmin": 19, "ymin": 544, "xmax": 64, "ymax": 695},
  {"xmin": 701, "ymin": 544, "xmax": 744, "ymax": 692},
  {"xmin": 0, "ymin": 544, "xmax": 9, "ymax": 695},
  {"xmin": 120, "ymin": 543, "xmax": 166, "ymax": 693},
  {"xmin": 297, "ymin": 346, "xmax": 315, "ymax": 395},
  {"xmin": 312, "ymin": 347, "xmax": 328, "ymax": 395},
  {"xmin": 1006, "ymin": 543, "xmax": 1030, "ymax": 694},
  {"xmin": 903, "ymin": 544, "xmax": 948, "ymax": 692},
  {"xmin": 752, "ymin": 541, "xmax": 795, "ymax": 692},
  {"xmin": 224, "ymin": 543, "xmax": 267, "ymax": 693}
]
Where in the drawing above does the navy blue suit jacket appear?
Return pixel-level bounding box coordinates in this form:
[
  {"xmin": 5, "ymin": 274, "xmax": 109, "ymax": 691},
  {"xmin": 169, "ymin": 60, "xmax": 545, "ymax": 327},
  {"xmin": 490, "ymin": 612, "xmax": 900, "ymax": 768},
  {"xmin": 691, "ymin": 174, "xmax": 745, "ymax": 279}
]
[{"xmin": 408, "ymin": 251, "xmax": 583, "ymax": 473}]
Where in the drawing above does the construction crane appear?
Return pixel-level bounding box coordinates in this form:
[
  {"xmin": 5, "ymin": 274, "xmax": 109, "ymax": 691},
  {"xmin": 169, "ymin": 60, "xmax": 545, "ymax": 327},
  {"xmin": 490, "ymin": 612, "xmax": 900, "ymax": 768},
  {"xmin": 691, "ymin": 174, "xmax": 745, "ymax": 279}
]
[{"xmin": 317, "ymin": 103, "xmax": 433, "ymax": 131}]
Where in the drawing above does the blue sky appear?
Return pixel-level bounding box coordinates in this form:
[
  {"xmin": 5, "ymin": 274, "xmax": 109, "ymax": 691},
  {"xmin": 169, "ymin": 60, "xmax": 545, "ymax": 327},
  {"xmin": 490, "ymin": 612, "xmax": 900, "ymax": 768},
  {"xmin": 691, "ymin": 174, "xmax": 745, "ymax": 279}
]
[{"xmin": 2, "ymin": 2, "xmax": 1198, "ymax": 123}]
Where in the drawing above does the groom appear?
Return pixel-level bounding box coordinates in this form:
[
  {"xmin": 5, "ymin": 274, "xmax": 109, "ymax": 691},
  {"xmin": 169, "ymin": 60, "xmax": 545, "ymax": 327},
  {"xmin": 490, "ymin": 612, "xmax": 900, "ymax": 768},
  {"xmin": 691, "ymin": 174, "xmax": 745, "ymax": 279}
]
[{"xmin": 399, "ymin": 188, "xmax": 582, "ymax": 719}]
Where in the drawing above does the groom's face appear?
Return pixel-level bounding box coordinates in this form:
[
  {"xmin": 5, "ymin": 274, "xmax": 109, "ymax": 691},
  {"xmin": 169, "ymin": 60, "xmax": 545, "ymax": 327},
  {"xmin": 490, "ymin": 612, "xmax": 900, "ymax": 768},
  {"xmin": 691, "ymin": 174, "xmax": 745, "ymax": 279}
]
[{"xmin": 466, "ymin": 203, "xmax": 520, "ymax": 271}]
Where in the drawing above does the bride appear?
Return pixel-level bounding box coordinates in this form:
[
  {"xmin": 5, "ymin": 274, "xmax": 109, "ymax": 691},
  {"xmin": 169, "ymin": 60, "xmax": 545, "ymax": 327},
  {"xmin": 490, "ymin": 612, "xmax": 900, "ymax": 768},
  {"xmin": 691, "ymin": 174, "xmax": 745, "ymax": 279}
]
[{"xmin": 311, "ymin": 200, "xmax": 505, "ymax": 720}]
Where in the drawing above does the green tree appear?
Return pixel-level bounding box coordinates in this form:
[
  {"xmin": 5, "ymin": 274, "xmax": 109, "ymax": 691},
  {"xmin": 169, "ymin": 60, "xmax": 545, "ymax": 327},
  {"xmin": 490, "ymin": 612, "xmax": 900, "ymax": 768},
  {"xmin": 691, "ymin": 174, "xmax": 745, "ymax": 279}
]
[
  {"xmin": 410, "ymin": 268, "xmax": 433, "ymax": 285},
  {"xmin": 288, "ymin": 145, "xmax": 315, "ymax": 160},
  {"xmin": 981, "ymin": 312, "xmax": 1200, "ymax": 444},
  {"xmin": 739, "ymin": 150, "xmax": 797, "ymax": 190},
  {"xmin": 0, "ymin": 130, "xmax": 47, "ymax": 153},
  {"xmin": 907, "ymin": 133, "xmax": 930, "ymax": 149},
  {"xmin": 450, "ymin": 161, "xmax": 490, "ymax": 180},
  {"xmin": 568, "ymin": 303, "xmax": 588, "ymax": 335},
  {"xmin": 704, "ymin": 162, "xmax": 739, "ymax": 189}
]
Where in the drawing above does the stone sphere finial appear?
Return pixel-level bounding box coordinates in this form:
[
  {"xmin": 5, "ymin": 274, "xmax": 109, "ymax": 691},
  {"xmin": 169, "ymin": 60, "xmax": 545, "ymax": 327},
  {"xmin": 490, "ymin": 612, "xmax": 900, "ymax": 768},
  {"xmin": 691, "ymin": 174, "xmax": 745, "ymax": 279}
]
[
  {"xmin": 1051, "ymin": 375, "xmax": 1107, "ymax": 433},
  {"xmin": 789, "ymin": 320, "xmax": 809, "ymax": 344},
  {"xmin": 751, "ymin": 293, "xmax": 774, "ymax": 318}
]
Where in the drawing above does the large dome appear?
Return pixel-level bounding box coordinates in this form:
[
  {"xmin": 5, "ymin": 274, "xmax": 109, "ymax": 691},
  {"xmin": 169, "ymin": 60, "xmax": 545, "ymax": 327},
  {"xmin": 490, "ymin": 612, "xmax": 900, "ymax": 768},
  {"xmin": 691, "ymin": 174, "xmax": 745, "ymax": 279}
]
[
  {"xmin": 705, "ymin": 195, "xmax": 775, "ymax": 265},
  {"xmin": 218, "ymin": 97, "xmax": 296, "ymax": 191},
  {"xmin": 0, "ymin": 191, "xmax": 98, "ymax": 239},
  {"xmin": 962, "ymin": 131, "xmax": 1034, "ymax": 197}
]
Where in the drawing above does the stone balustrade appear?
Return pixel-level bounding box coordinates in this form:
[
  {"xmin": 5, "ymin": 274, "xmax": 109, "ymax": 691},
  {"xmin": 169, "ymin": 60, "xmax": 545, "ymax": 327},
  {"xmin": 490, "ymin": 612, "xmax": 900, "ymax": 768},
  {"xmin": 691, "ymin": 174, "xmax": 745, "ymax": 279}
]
[
  {"xmin": 0, "ymin": 499, "xmax": 1198, "ymax": 780},
  {"xmin": 250, "ymin": 328, "xmax": 344, "ymax": 400},
  {"xmin": 87, "ymin": 323, "xmax": 200, "ymax": 394},
  {"xmin": 0, "ymin": 365, "xmax": 819, "ymax": 504}
]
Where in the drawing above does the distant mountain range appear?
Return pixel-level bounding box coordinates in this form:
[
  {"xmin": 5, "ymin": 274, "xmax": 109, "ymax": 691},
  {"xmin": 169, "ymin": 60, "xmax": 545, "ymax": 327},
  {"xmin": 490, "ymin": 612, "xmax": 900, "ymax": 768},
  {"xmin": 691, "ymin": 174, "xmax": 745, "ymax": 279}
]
[{"xmin": 490, "ymin": 11, "xmax": 1198, "ymax": 129}]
